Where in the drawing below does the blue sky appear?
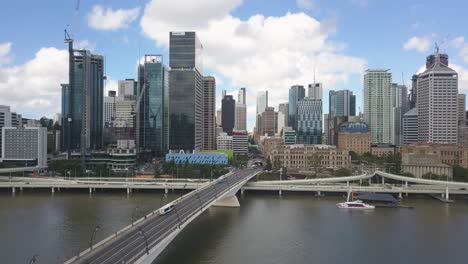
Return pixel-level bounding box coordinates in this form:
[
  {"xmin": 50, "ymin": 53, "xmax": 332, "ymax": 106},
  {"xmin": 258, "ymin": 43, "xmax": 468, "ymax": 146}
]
[{"xmin": 1, "ymin": 0, "xmax": 467, "ymax": 131}]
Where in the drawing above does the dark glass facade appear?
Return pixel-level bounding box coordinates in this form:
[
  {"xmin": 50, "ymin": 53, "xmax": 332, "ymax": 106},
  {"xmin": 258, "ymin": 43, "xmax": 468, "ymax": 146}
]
[
  {"xmin": 288, "ymin": 85, "xmax": 305, "ymax": 129},
  {"xmin": 61, "ymin": 84, "xmax": 70, "ymax": 150},
  {"xmin": 169, "ymin": 32, "xmax": 202, "ymax": 70},
  {"xmin": 138, "ymin": 55, "xmax": 169, "ymax": 156},
  {"xmin": 169, "ymin": 32, "xmax": 203, "ymax": 152},
  {"xmin": 62, "ymin": 50, "xmax": 104, "ymax": 151},
  {"xmin": 221, "ymin": 95, "xmax": 235, "ymax": 135}
]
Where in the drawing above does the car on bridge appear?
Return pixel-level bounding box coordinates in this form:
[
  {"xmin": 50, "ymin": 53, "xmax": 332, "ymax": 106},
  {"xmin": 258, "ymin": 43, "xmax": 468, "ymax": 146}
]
[{"xmin": 159, "ymin": 203, "xmax": 175, "ymax": 215}]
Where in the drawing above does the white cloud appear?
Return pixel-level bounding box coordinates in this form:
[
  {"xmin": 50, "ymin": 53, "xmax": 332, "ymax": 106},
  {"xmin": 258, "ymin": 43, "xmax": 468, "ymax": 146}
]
[
  {"xmin": 0, "ymin": 47, "xmax": 68, "ymax": 118},
  {"xmin": 452, "ymin": 64, "xmax": 468, "ymax": 91},
  {"xmin": 88, "ymin": 5, "xmax": 140, "ymax": 31},
  {"xmin": 104, "ymin": 78, "xmax": 118, "ymax": 95},
  {"xmin": 0, "ymin": 42, "xmax": 13, "ymax": 65},
  {"xmin": 296, "ymin": 0, "xmax": 314, "ymax": 9},
  {"xmin": 74, "ymin": 39, "xmax": 95, "ymax": 51},
  {"xmin": 451, "ymin": 36, "xmax": 468, "ymax": 63},
  {"xmin": 140, "ymin": 1, "xmax": 366, "ymax": 130},
  {"xmin": 403, "ymin": 36, "xmax": 431, "ymax": 53}
]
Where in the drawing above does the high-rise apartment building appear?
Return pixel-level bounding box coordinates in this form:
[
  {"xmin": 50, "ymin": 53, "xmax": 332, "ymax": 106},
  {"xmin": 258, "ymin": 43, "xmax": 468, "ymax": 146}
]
[
  {"xmin": 256, "ymin": 91, "xmax": 268, "ymax": 114},
  {"xmin": 364, "ymin": 69, "xmax": 392, "ymax": 144},
  {"xmin": 169, "ymin": 32, "xmax": 204, "ymax": 152},
  {"xmin": 235, "ymin": 88, "xmax": 247, "ymax": 131},
  {"xmin": 202, "ymin": 76, "xmax": 216, "ymax": 150},
  {"xmin": 297, "ymin": 98, "xmax": 322, "ymax": 144},
  {"xmin": 288, "ymin": 85, "xmax": 305, "ymax": 129},
  {"xmin": 137, "ymin": 55, "xmax": 169, "ymax": 155},
  {"xmin": 417, "ymin": 50, "xmax": 458, "ymax": 144},
  {"xmin": 62, "ymin": 50, "xmax": 104, "ymax": 152},
  {"xmin": 308, "ymin": 83, "xmax": 323, "ymax": 100},
  {"xmin": 222, "ymin": 95, "xmax": 235, "ymax": 135}
]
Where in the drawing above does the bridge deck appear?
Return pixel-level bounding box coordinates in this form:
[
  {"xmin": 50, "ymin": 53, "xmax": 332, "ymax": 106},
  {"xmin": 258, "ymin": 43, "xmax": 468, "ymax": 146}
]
[{"xmin": 66, "ymin": 168, "xmax": 260, "ymax": 264}]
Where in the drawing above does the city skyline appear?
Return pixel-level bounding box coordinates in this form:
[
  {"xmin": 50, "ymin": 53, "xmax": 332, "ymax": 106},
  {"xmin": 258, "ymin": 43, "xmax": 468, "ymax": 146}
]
[{"xmin": 1, "ymin": 0, "xmax": 468, "ymax": 132}]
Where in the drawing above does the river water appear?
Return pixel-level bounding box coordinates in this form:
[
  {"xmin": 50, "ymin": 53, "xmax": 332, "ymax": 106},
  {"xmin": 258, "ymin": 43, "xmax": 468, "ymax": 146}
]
[{"xmin": 1, "ymin": 190, "xmax": 467, "ymax": 264}]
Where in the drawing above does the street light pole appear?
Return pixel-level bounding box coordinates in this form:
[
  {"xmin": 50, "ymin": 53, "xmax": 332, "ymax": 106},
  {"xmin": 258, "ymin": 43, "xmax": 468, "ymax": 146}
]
[
  {"xmin": 89, "ymin": 225, "xmax": 100, "ymax": 250},
  {"xmin": 159, "ymin": 192, "xmax": 167, "ymax": 207},
  {"xmin": 138, "ymin": 228, "xmax": 150, "ymax": 255},
  {"xmin": 131, "ymin": 206, "xmax": 139, "ymax": 226}
]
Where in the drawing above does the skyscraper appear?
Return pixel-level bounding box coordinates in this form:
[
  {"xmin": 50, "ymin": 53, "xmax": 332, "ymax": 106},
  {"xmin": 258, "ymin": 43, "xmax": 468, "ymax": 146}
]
[
  {"xmin": 278, "ymin": 103, "xmax": 288, "ymax": 134},
  {"xmin": 297, "ymin": 98, "xmax": 322, "ymax": 144},
  {"xmin": 222, "ymin": 95, "xmax": 235, "ymax": 135},
  {"xmin": 288, "ymin": 85, "xmax": 305, "ymax": 129},
  {"xmin": 257, "ymin": 107, "xmax": 276, "ymax": 137},
  {"xmin": 417, "ymin": 50, "xmax": 458, "ymax": 144},
  {"xmin": 202, "ymin": 76, "xmax": 216, "ymax": 150},
  {"xmin": 238, "ymin": 87, "xmax": 246, "ymax": 105},
  {"xmin": 62, "ymin": 50, "xmax": 104, "ymax": 152},
  {"xmin": 104, "ymin": 90, "xmax": 116, "ymax": 128},
  {"xmin": 403, "ymin": 108, "xmax": 418, "ymax": 145},
  {"xmin": 329, "ymin": 90, "xmax": 355, "ymax": 117},
  {"xmin": 138, "ymin": 55, "xmax": 169, "ymax": 155},
  {"xmin": 308, "ymin": 83, "xmax": 322, "ymax": 100},
  {"xmin": 118, "ymin": 79, "xmax": 136, "ymax": 96},
  {"xmin": 391, "ymin": 84, "xmax": 407, "ymax": 146},
  {"xmin": 256, "ymin": 91, "xmax": 268, "ymax": 114},
  {"xmin": 235, "ymin": 88, "xmax": 247, "ymax": 131},
  {"xmin": 169, "ymin": 32, "xmax": 204, "ymax": 152},
  {"xmin": 364, "ymin": 69, "xmax": 392, "ymax": 144},
  {"xmin": 458, "ymin": 94, "xmax": 466, "ymax": 125}
]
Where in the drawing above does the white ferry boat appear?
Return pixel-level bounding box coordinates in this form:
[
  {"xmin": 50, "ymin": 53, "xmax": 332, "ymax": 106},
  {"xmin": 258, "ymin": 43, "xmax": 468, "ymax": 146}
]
[{"xmin": 336, "ymin": 200, "xmax": 375, "ymax": 209}]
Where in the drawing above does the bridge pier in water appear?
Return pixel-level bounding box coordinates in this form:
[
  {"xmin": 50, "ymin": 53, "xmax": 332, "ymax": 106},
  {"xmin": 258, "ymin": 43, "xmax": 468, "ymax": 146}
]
[
  {"xmin": 11, "ymin": 187, "xmax": 15, "ymax": 194},
  {"xmin": 51, "ymin": 187, "xmax": 55, "ymax": 194}
]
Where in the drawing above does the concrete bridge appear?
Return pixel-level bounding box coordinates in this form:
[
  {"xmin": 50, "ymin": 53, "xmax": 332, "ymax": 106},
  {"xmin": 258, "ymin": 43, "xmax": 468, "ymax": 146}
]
[{"xmin": 64, "ymin": 168, "xmax": 262, "ymax": 264}]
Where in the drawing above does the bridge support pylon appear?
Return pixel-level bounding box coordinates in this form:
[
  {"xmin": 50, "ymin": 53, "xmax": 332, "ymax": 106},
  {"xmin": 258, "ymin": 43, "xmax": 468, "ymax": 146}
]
[
  {"xmin": 12, "ymin": 187, "xmax": 15, "ymax": 194},
  {"xmin": 52, "ymin": 187, "xmax": 55, "ymax": 194}
]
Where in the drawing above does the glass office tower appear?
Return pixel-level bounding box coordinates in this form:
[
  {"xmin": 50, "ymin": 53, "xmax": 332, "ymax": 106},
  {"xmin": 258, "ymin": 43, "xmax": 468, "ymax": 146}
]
[
  {"xmin": 138, "ymin": 55, "xmax": 169, "ymax": 156},
  {"xmin": 169, "ymin": 32, "xmax": 203, "ymax": 152},
  {"xmin": 288, "ymin": 85, "xmax": 305, "ymax": 129}
]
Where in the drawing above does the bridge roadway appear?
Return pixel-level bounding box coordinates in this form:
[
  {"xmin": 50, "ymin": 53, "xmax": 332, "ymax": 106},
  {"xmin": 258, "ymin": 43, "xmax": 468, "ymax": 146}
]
[{"xmin": 66, "ymin": 168, "xmax": 261, "ymax": 264}]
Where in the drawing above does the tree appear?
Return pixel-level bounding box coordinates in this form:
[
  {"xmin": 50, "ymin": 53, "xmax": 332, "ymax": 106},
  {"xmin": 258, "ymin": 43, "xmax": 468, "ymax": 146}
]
[
  {"xmin": 334, "ymin": 168, "xmax": 351, "ymax": 177},
  {"xmin": 349, "ymin": 151, "xmax": 360, "ymax": 162},
  {"xmin": 265, "ymin": 157, "xmax": 272, "ymax": 171},
  {"xmin": 400, "ymin": 172, "xmax": 415, "ymax": 177},
  {"xmin": 308, "ymin": 153, "xmax": 323, "ymax": 175},
  {"xmin": 453, "ymin": 165, "xmax": 468, "ymax": 182}
]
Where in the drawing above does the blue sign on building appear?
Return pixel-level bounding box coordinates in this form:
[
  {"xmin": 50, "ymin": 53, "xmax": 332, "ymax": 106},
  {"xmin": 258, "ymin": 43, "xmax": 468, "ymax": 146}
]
[{"xmin": 165, "ymin": 153, "xmax": 228, "ymax": 165}]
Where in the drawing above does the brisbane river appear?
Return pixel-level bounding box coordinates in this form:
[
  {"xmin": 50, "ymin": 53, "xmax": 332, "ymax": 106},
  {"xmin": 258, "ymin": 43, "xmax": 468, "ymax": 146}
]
[{"xmin": 1, "ymin": 190, "xmax": 468, "ymax": 264}]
